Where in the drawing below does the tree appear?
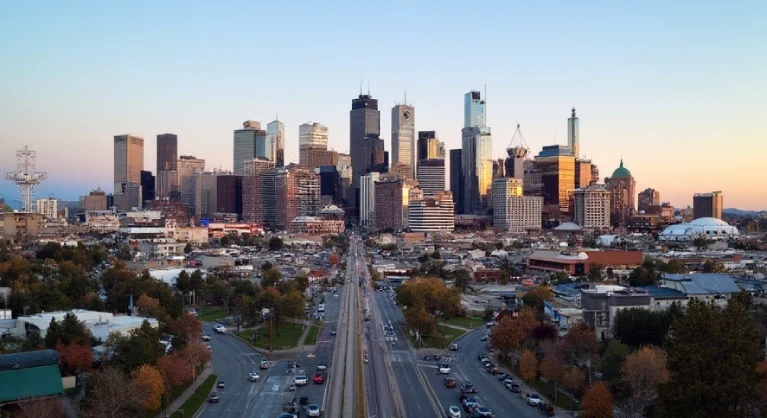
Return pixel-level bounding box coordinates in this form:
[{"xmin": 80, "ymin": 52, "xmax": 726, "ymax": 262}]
[
  {"xmin": 404, "ymin": 305, "xmax": 437, "ymax": 343},
  {"xmin": 452, "ymin": 269, "xmax": 471, "ymax": 292},
  {"xmin": 598, "ymin": 340, "xmax": 629, "ymax": 383},
  {"xmin": 519, "ymin": 349, "xmax": 538, "ymax": 385},
  {"xmin": 613, "ymin": 307, "xmax": 675, "ymax": 349},
  {"xmin": 261, "ymin": 267, "xmax": 283, "ymax": 288},
  {"xmin": 621, "ymin": 346, "xmax": 669, "ymax": 418},
  {"xmin": 490, "ymin": 307, "xmax": 539, "ymax": 362},
  {"xmin": 178, "ymin": 342, "xmax": 210, "ymax": 379},
  {"xmin": 83, "ymin": 368, "xmax": 145, "ymax": 418},
  {"xmin": 582, "ymin": 381, "xmax": 614, "ymax": 418},
  {"xmin": 627, "ymin": 266, "xmax": 658, "ymax": 286},
  {"xmin": 45, "ymin": 313, "xmax": 89, "ymax": 349},
  {"xmin": 294, "ymin": 274, "xmax": 309, "ymax": 293},
  {"xmin": 175, "ymin": 270, "xmax": 191, "ymax": 293},
  {"xmin": 116, "ymin": 320, "xmax": 163, "ymax": 372},
  {"xmin": 268, "ymin": 236, "xmax": 284, "ymax": 251},
  {"xmin": 561, "ymin": 323, "xmax": 599, "ymax": 383},
  {"xmin": 522, "ymin": 286, "xmax": 553, "ymax": 312},
  {"xmin": 588, "ymin": 264, "xmax": 604, "ymax": 282},
  {"xmin": 167, "ymin": 313, "xmax": 203, "ymax": 347},
  {"xmin": 562, "ymin": 366, "xmax": 586, "ymax": 398},
  {"xmin": 277, "ymin": 290, "xmax": 305, "ymax": 321},
  {"xmin": 17, "ymin": 397, "xmax": 64, "ymax": 418},
  {"xmin": 136, "ymin": 294, "xmax": 164, "ymax": 319},
  {"xmin": 131, "ymin": 364, "xmax": 165, "ymax": 411},
  {"xmin": 656, "ymin": 299, "xmax": 763, "ymax": 418},
  {"xmin": 157, "ymin": 354, "xmax": 192, "ymax": 389},
  {"xmin": 57, "ymin": 341, "xmax": 93, "ymax": 376},
  {"xmin": 702, "ymin": 259, "xmax": 726, "ymax": 273},
  {"xmin": 539, "ymin": 349, "xmax": 566, "ymax": 405}
]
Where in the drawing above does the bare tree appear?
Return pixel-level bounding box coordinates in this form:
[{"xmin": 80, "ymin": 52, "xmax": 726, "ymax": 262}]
[
  {"xmin": 82, "ymin": 368, "xmax": 145, "ymax": 418},
  {"xmin": 17, "ymin": 397, "xmax": 64, "ymax": 418},
  {"xmin": 622, "ymin": 346, "xmax": 669, "ymax": 418}
]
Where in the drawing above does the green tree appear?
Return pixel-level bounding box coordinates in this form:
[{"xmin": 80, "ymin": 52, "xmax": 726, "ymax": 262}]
[
  {"xmin": 598, "ymin": 339, "xmax": 629, "ymax": 383},
  {"xmin": 45, "ymin": 313, "xmax": 89, "ymax": 349},
  {"xmin": 588, "ymin": 264, "xmax": 604, "ymax": 282},
  {"xmin": 261, "ymin": 267, "xmax": 283, "ymax": 288},
  {"xmin": 293, "ymin": 274, "xmax": 309, "ymax": 293},
  {"xmin": 268, "ymin": 236, "xmax": 284, "ymax": 251},
  {"xmin": 656, "ymin": 299, "xmax": 764, "ymax": 418},
  {"xmin": 614, "ymin": 307, "xmax": 677, "ymax": 349},
  {"xmin": 175, "ymin": 270, "xmax": 191, "ymax": 293},
  {"xmin": 452, "ymin": 269, "xmax": 471, "ymax": 292},
  {"xmin": 702, "ymin": 259, "xmax": 726, "ymax": 273},
  {"xmin": 116, "ymin": 320, "xmax": 163, "ymax": 372},
  {"xmin": 627, "ymin": 266, "xmax": 658, "ymax": 286}
]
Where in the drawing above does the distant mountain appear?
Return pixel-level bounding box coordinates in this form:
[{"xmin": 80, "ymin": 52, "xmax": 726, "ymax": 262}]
[{"xmin": 724, "ymin": 208, "xmax": 765, "ymax": 218}]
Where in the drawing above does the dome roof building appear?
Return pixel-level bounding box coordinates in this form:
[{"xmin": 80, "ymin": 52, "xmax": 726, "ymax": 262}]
[
  {"xmin": 659, "ymin": 217, "xmax": 739, "ymax": 241},
  {"xmin": 605, "ymin": 159, "xmax": 636, "ymax": 227},
  {"xmin": 611, "ymin": 159, "xmax": 632, "ymax": 178}
]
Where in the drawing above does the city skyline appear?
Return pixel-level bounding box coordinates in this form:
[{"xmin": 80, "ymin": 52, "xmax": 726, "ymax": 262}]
[{"xmin": 1, "ymin": 2, "xmax": 765, "ymax": 209}]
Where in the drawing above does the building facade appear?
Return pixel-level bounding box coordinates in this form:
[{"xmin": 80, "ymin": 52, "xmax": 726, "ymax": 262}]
[
  {"xmin": 575, "ymin": 159, "xmax": 593, "ymax": 189},
  {"xmin": 638, "ymin": 188, "xmax": 660, "ymax": 213},
  {"xmin": 391, "ymin": 103, "xmax": 415, "ymax": 178},
  {"xmin": 306, "ymin": 148, "xmax": 338, "ymax": 170},
  {"xmin": 275, "ymin": 165, "xmax": 320, "ymax": 230},
  {"xmin": 34, "ymin": 198, "xmax": 58, "ymax": 219},
  {"xmin": 461, "ymin": 91, "xmax": 493, "ymax": 215},
  {"xmin": 267, "ymin": 120, "xmax": 285, "ymax": 168},
  {"xmin": 114, "ymin": 134, "xmax": 144, "ymax": 210},
  {"xmin": 567, "ymin": 108, "xmax": 580, "ymax": 158},
  {"xmin": 140, "ymin": 170, "xmax": 155, "ymax": 206},
  {"xmin": 492, "ymin": 178, "xmax": 523, "ymax": 231},
  {"xmin": 350, "ymin": 94, "xmax": 380, "ymax": 195},
  {"xmin": 449, "ymin": 149, "xmax": 464, "ymax": 214},
  {"xmin": 359, "ymin": 172, "xmax": 380, "ymax": 228},
  {"xmin": 534, "ymin": 146, "xmax": 576, "ymax": 214},
  {"xmin": 417, "ymin": 131, "xmax": 444, "ymax": 162},
  {"xmin": 574, "ymin": 184, "xmax": 611, "ymax": 228},
  {"xmin": 156, "ymin": 133, "xmax": 178, "ymax": 198},
  {"xmin": 299, "ymin": 122, "xmax": 329, "ymax": 166},
  {"xmin": 233, "ymin": 121, "xmax": 269, "ymax": 176},
  {"xmin": 216, "ymin": 175, "xmax": 242, "ymax": 216},
  {"xmin": 408, "ymin": 191, "xmax": 455, "ymax": 232},
  {"xmin": 416, "ymin": 159, "xmax": 445, "ymax": 195},
  {"xmin": 374, "ymin": 179, "xmax": 407, "ymax": 231},
  {"xmin": 242, "ymin": 159, "xmax": 276, "ymax": 224},
  {"xmin": 605, "ymin": 159, "xmax": 636, "ymax": 227},
  {"xmin": 693, "ymin": 191, "xmax": 723, "ymax": 220},
  {"xmin": 82, "ymin": 189, "xmax": 108, "ymax": 211}
]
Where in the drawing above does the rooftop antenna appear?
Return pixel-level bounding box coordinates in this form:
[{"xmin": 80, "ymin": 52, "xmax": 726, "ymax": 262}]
[
  {"xmin": 403, "ymin": 88, "xmax": 407, "ymax": 106},
  {"xmin": 5, "ymin": 145, "xmax": 46, "ymax": 212},
  {"xmin": 484, "ymin": 83, "xmax": 487, "ymax": 101},
  {"xmin": 367, "ymin": 78, "xmax": 371, "ymax": 95},
  {"xmin": 359, "ymin": 77, "xmax": 363, "ymax": 96}
]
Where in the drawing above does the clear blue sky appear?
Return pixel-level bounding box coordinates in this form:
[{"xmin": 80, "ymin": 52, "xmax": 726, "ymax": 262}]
[{"xmin": 1, "ymin": 1, "xmax": 765, "ymax": 209}]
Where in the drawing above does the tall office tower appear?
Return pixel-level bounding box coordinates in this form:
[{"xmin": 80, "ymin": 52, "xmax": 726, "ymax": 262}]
[
  {"xmin": 533, "ymin": 145, "xmax": 576, "ymax": 213},
  {"xmin": 233, "ymin": 121, "xmax": 270, "ymax": 176},
  {"xmin": 638, "ymin": 188, "xmax": 661, "ymax": 213},
  {"xmin": 114, "ymin": 183, "xmax": 142, "ymax": 212},
  {"xmin": 574, "ymin": 184, "xmax": 611, "ymax": 228},
  {"xmin": 216, "ymin": 175, "xmax": 243, "ymax": 216},
  {"xmin": 461, "ymin": 91, "xmax": 493, "ymax": 214},
  {"xmin": 177, "ymin": 155, "xmax": 205, "ymax": 205},
  {"xmin": 319, "ymin": 166, "xmax": 341, "ymax": 205},
  {"xmin": 140, "ymin": 170, "xmax": 155, "ymax": 206},
  {"xmin": 82, "ymin": 189, "xmax": 107, "ymax": 211},
  {"xmin": 417, "ymin": 131, "xmax": 444, "ymax": 161},
  {"xmin": 359, "ymin": 172, "xmax": 381, "ymax": 228},
  {"xmin": 391, "ymin": 101, "xmax": 415, "ymax": 178},
  {"xmin": 605, "ymin": 159, "xmax": 636, "ymax": 227},
  {"xmin": 350, "ymin": 93, "xmax": 380, "ymax": 199},
  {"xmin": 389, "ymin": 163, "xmax": 411, "ymax": 180},
  {"xmin": 242, "ymin": 159, "xmax": 276, "ymax": 224},
  {"xmin": 299, "ymin": 122, "xmax": 329, "ymax": 166},
  {"xmin": 275, "ymin": 165, "xmax": 320, "ymax": 230},
  {"xmin": 693, "ymin": 191, "xmax": 723, "ymax": 220},
  {"xmin": 336, "ymin": 153, "xmax": 352, "ymax": 208},
  {"xmin": 196, "ymin": 172, "xmax": 218, "ymax": 218},
  {"xmin": 180, "ymin": 174, "xmax": 200, "ymax": 216},
  {"xmin": 417, "ymin": 159, "xmax": 445, "ymax": 195},
  {"xmin": 374, "ymin": 179, "xmax": 415, "ymax": 231},
  {"xmin": 156, "ymin": 133, "xmax": 178, "ymax": 198},
  {"xmin": 267, "ymin": 120, "xmax": 285, "ymax": 168},
  {"xmin": 505, "ymin": 125, "xmax": 529, "ymax": 180},
  {"xmin": 568, "ymin": 108, "xmax": 580, "ymax": 158},
  {"xmin": 408, "ymin": 191, "xmax": 455, "ymax": 232},
  {"xmin": 522, "ymin": 160, "xmax": 542, "ymax": 197},
  {"xmin": 575, "ymin": 159, "xmax": 593, "ymax": 188},
  {"xmin": 491, "ymin": 178, "xmax": 523, "ymax": 230},
  {"xmin": 493, "ymin": 159, "xmax": 506, "ymax": 179},
  {"xmin": 114, "ymin": 134, "xmax": 144, "ymax": 210},
  {"xmin": 449, "ymin": 149, "xmax": 464, "ymax": 214},
  {"xmin": 306, "ymin": 149, "xmax": 338, "ymax": 170},
  {"xmin": 365, "ymin": 134, "xmax": 387, "ymax": 173},
  {"xmin": 34, "ymin": 198, "xmax": 58, "ymax": 219}
]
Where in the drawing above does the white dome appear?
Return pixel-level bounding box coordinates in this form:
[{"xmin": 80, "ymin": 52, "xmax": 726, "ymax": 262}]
[
  {"xmin": 555, "ymin": 222, "xmax": 581, "ymax": 231},
  {"xmin": 689, "ymin": 217, "xmax": 728, "ymax": 227},
  {"xmin": 659, "ymin": 217, "xmax": 738, "ymax": 242}
]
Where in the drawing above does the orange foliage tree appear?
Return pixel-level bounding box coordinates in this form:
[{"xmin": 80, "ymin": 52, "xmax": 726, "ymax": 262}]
[
  {"xmin": 136, "ymin": 294, "xmax": 165, "ymax": 319},
  {"xmin": 562, "ymin": 367, "xmax": 586, "ymax": 397},
  {"xmin": 621, "ymin": 346, "xmax": 669, "ymax": 417},
  {"xmin": 178, "ymin": 342, "xmax": 211, "ymax": 379},
  {"xmin": 167, "ymin": 313, "xmax": 203, "ymax": 344},
  {"xmin": 157, "ymin": 353, "xmax": 193, "ymax": 389},
  {"xmin": 539, "ymin": 350, "xmax": 566, "ymax": 405},
  {"xmin": 581, "ymin": 381, "xmax": 614, "ymax": 418},
  {"xmin": 57, "ymin": 342, "xmax": 93, "ymax": 376},
  {"xmin": 490, "ymin": 306, "xmax": 539, "ymax": 364},
  {"xmin": 519, "ymin": 349, "xmax": 538, "ymax": 385},
  {"xmin": 131, "ymin": 364, "xmax": 165, "ymax": 411}
]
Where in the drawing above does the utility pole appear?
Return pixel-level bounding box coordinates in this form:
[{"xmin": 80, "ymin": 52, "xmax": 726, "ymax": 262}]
[{"xmin": 268, "ymin": 312, "xmax": 273, "ymax": 353}]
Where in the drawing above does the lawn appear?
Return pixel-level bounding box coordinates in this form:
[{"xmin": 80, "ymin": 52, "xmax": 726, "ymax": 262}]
[
  {"xmin": 169, "ymin": 374, "xmax": 218, "ymax": 418},
  {"xmin": 198, "ymin": 306, "xmax": 228, "ymax": 322},
  {"xmin": 531, "ymin": 378, "xmax": 580, "ymax": 411},
  {"xmin": 411, "ymin": 324, "xmax": 464, "ymax": 350},
  {"xmin": 305, "ymin": 325, "xmax": 320, "ymax": 345},
  {"xmin": 235, "ymin": 323, "xmax": 305, "ymax": 350},
  {"xmin": 441, "ymin": 316, "xmax": 484, "ymax": 329}
]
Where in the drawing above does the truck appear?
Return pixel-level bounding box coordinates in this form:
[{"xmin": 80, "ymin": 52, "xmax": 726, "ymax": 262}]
[{"xmin": 317, "ymin": 304, "xmax": 325, "ymax": 313}]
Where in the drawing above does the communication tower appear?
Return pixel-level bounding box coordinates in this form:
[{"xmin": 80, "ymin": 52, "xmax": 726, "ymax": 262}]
[{"xmin": 4, "ymin": 146, "xmax": 47, "ymax": 212}]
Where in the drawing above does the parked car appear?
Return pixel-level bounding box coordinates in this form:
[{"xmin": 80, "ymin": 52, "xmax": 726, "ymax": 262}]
[
  {"xmin": 506, "ymin": 382, "xmax": 521, "ymax": 393},
  {"xmin": 447, "ymin": 405, "xmax": 462, "ymax": 418},
  {"xmin": 201, "ymin": 335, "xmax": 211, "ymax": 342},
  {"xmin": 477, "ymin": 353, "xmax": 487, "ymax": 361},
  {"xmin": 424, "ymin": 355, "xmax": 432, "ymax": 361},
  {"xmin": 331, "ymin": 330, "xmax": 337, "ymax": 336},
  {"xmin": 474, "ymin": 406, "xmax": 493, "ymax": 417},
  {"xmin": 450, "ymin": 343, "xmax": 459, "ymax": 351},
  {"xmin": 444, "ymin": 377, "xmax": 457, "ymax": 388},
  {"xmin": 298, "ymin": 397, "xmax": 309, "ymax": 406},
  {"xmin": 480, "ymin": 335, "xmax": 489, "ymax": 342},
  {"xmin": 217, "ymin": 381, "xmax": 225, "ymax": 389},
  {"xmin": 307, "ymin": 404, "xmax": 321, "ymax": 417},
  {"xmin": 214, "ymin": 323, "xmax": 226, "ymax": 334},
  {"xmin": 497, "ymin": 373, "xmax": 509, "ymax": 381},
  {"xmin": 248, "ymin": 370, "xmax": 260, "ymax": 382},
  {"xmin": 276, "ymin": 414, "xmax": 297, "ymax": 418},
  {"xmin": 526, "ymin": 393, "xmax": 542, "ymax": 406},
  {"xmin": 439, "ymin": 364, "xmax": 451, "ymax": 374},
  {"xmin": 208, "ymin": 392, "xmax": 220, "ymax": 403},
  {"xmin": 313, "ymin": 373, "xmax": 325, "ymax": 384},
  {"xmin": 462, "ymin": 397, "xmax": 478, "ymax": 412},
  {"xmin": 460, "ymin": 383, "xmax": 477, "ymax": 394},
  {"xmin": 295, "ymin": 374, "xmax": 308, "ymax": 386}
]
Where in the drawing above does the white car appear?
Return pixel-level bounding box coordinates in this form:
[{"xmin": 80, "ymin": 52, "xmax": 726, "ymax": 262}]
[
  {"xmin": 439, "ymin": 364, "xmax": 451, "ymax": 374},
  {"xmin": 447, "ymin": 405, "xmax": 461, "ymax": 418},
  {"xmin": 526, "ymin": 393, "xmax": 542, "ymax": 406},
  {"xmin": 214, "ymin": 324, "xmax": 226, "ymax": 334},
  {"xmin": 201, "ymin": 335, "xmax": 211, "ymax": 342},
  {"xmin": 307, "ymin": 404, "xmax": 320, "ymax": 417},
  {"xmin": 295, "ymin": 374, "xmax": 308, "ymax": 386},
  {"xmin": 248, "ymin": 370, "xmax": 259, "ymax": 382}
]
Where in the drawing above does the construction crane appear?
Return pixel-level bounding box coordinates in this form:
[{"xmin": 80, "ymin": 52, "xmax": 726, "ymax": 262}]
[{"xmin": 4, "ymin": 146, "xmax": 47, "ymax": 212}]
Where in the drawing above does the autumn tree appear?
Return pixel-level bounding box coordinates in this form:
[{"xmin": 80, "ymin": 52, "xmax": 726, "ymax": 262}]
[
  {"xmin": 657, "ymin": 299, "xmax": 764, "ymax": 418},
  {"xmin": 581, "ymin": 381, "xmax": 614, "ymax": 418},
  {"xmin": 522, "ymin": 285, "xmax": 553, "ymax": 312},
  {"xmin": 131, "ymin": 364, "xmax": 165, "ymax": 411},
  {"xmin": 157, "ymin": 353, "xmax": 194, "ymax": 409},
  {"xmin": 490, "ymin": 307, "xmax": 539, "ymax": 364},
  {"xmin": 57, "ymin": 341, "xmax": 93, "ymax": 376},
  {"xmin": 519, "ymin": 349, "xmax": 538, "ymax": 385},
  {"xmin": 539, "ymin": 349, "xmax": 566, "ymax": 405},
  {"xmin": 621, "ymin": 346, "xmax": 669, "ymax": 418},
  {"xmin": 167, "ymin": 312, "xmax": 203, "ymax": 347},
  {"xmin": 562, "ymin": 322, "xmax": 599, "ymax": 384},
  {"xmin": 404, "ymin": 305, "xmax": 437, "ymax": 343},
  {"xmin": 178, "ymin": 342, "xmax": 211, "ymax": 379},
  {"xmin": 82, "ymin": 368, "xmax": 145, "ymax": 418},
  {"xmin": 293, "ymin": 274, "xmax": 309, "ymax": 293},
  {"xmin": 135, "ymin": 294, "xmax": 165, "ymax": 320},
  {"xmin": 562, "ymin": 367, "xmax": 586, "ymax": 398}
]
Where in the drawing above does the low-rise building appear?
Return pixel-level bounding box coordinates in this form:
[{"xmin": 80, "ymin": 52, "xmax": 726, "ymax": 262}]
[
  {"xmin": 14, "ymin": 310, "xmax": 159, "ymax": 341},
  {"xmin": 289, "ymin": 216, "xmax": 345, "ymax": 234},
  {"xmin": 527, "ymin": 250, "xmax": 643, "ymax": 276}
]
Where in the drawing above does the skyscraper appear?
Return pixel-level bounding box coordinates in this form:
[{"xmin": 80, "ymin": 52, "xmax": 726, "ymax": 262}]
[
  {"xmin": 350, "ymin": 93, "xmax": 380, "ymax": 204},
  {"xmin": 574, "ymin": 185, "xmax": 611, "ymax": 228},
  {"xmin": 140, "ymin": 170, "xmax": 155, "ymax": 206},
  {"xmin": 359, "ymin": 172, "xmax": 380, "ymax": 228},
  {"xmin": 408, "ymin": 191, "xmax": 455, "ymax": 232},
  {"xmin": 417, "ymin": 131, "xmax": 444, "ymax": 161},
  {"xmin": 267, "ymin": 120, "xmax": 285, "ymax": 168},
  {"xmin": 533, "ymin": 145, "xmax": 576, "ymax": 213},
  {"xmin": 638, "ymin": 188, "xmax": 660, "ymax": 212},
  {"xmin": 449, "ymin": 149, "xmax": 464, "ymax": 214},
  {"xmin": 461, "ymin": 91, "xmax": 492, "ymax": 214},
  {"xmin": 114, "ymin": 134, "xmax": 144, "ymax": 211},
  {"xmin": 365, "ymin": 134, "xmax": 387, "ymax": 174},
  {"xmin": 693, "ymin": 191, "xmax": 723, "ymax": 220},
  {"xmin": 606, "ymin": 159, "xmax": 636, "ymax": 226},
  {"xmin": 391, "ymin": 101, "xmax": 415, "ymax": 178},
  {"xmin": 299, "ymin": 122, "xmax": 329, "ymax": 166},
  {"xmin": 233, "ymin": 121, "xmax": 269, "ymax": 176},
  {"xmin": 568, "ymin": 108, "xmax": 580, "ymax": 158},
  {"xmin": 416, "ymin": 159, "xmax": 445, "ymax": 195},
  {"xmin": 275, "ymin": 165, "xmax": 320, "ymax": 230},
  {"xmin": 216, "ymin": 174, "xmax": 243, "ymax": 216},
  {"xmin": 156, "ymin": 134, "xmax": 177, "ymax": 199},
  {"xmin": 242, "ymin": 158, "xmax": 276, "ymax": 223}
]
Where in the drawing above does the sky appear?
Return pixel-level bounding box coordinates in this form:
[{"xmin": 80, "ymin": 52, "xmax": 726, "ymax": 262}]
[{"xmin": 1, "ymin": 1, "xmax": 766, "ymax": 210}]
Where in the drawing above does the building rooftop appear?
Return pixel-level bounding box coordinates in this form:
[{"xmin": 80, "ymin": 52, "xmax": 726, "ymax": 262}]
[
  {"xmin": 611, "ymin": 159, "xmax": 632, "ymax": 178},
  {"xmin": 661, "ymin": 273, "xmax": 740, "ymax": 295}
]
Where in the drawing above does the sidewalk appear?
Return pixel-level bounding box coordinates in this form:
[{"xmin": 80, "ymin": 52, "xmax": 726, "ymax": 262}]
[
  {"xmin": 490, "ymin": 353, "xmax": 573, "ymax": 417},
  {"xmin": 155, "ymin": 364, "xmax": 214, "ymax": 418}
]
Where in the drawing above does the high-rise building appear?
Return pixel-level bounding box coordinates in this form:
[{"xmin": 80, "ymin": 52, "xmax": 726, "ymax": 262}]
[
  {"xmin": 492, "ymin": 158, "xmax": 506, "ymax": 179},
  {"xmin": 216, "ymin": 175, "xmax": 243, "ymax": 216},
  {"xmin": 693, "ymin": 191, "xmax": 723, "ymax": 220},
  {"xmin": 605, "ymin": 159, "xmax": 636, "ymax": 227},
  {"xmin": 82, "ymin": 189, "xmax": 108, "ymax": 211},
  {"xmin": 574, "ymin": 185, "xmax": 611, "ymax": 228},
  {"xmin": 417, "ymin": 131, "xmax": 444, "ymax": 162},
  {"xmin": 568, "ymin": 108, "xmax": 580, "ymax": 158},
  {"xmin": 156, "ymin": 133, "xmax": 178, "ymax": 198},
  {"xmin": 275, "ymin": 165, "xmax": 320, "ymax": 230},
  {"xmin": 638, "ymin": 188, "xmax": 660, "ymax": 213},
  {"xmin": 575, "ymin": 159, "xmax": 593, "ymax": 189},
  {"xmin": 365, "ymin": 134, "xmax": 387, "ymax": 174},
  {"xmin": 533, "ymin": 145, "xmax": 576, "ymax": 213},
  {"xmin": 505, "ymin": 124, "xmax": 529, "ymax": 180},
  {"xmin": 374, "ymin": 179, "xmax": 414, "ymax": 231},
  {"xmin": 34, "ymin": 198, "xmax": 58, "ymax": 219},
  {"xmin": 408, "ymin": 191, "xmax": 455, "ymax": 232},
  {"xmin": 461, "ymin": 91, "xmax": 493, "ymax": 214},
  {"xmin": 267, "ymin": 120, "xmax": 285, "ymax": 168},
  {"xmin": 113, "ymin": 182, "xmax": 142, "ymax": 213},
  {"xmin": 114, "ymin": 134, "xmax": 144, "ymax": 210},
  {"xmin": 492, "ymin": 178, "xmax": 542, "ymax": 233},
  {"xmin": 177, "ymin": 155, "xmax": 205, "ymax": 207},
  {"xmin": 449, "ymin": 149, "xmax": 464, "ymax": 214},
  {"xmin": 318, "ymin": 166, "xmax": 341, "ymax": 205},
  {"xmin": 140, "ymin": 170, "xmax": 155, "ymax": 206},
  {"xmin": 196, "ymin": 172, "xmax": 218, "ymax": 218},
  {"xmin": 336, "ymin": 153, "xmax": 352, "ymax": 208},
  {"xmin": 417, "ymin": 159, "xmax": 445, "ymax": 195},
  {"xmin": 299, "ymin": 122, "xmax": 329, "ymax": 166},
  {"xmin": 359, "ymin": 172, "xmax": 381, "ymax": 228},
  {"xmin": 306, "ymin": 148, "xmax": 338, "ymax": 170},
  {"xmin": 233, "ymin": 121, "xmax": 270, "ymax": 176},
  {"xmin": 492, "ymin": 178, "xmax": 523, "ymax": 231},
  {"xmin": 242, "ymin": 159, "xmax": 276, "ymax": 224},
  {"xmin": 350, "ymin": 93, "xmax": 380, "ymax": 199},
  {"xmin": 391, "ymin": 101, "xmax": 415, "ymax": 178}
]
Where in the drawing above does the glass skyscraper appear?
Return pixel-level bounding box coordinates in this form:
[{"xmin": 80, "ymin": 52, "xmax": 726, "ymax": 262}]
[
  {"xmin": 464, "ymin": 91, "xmax": 487, "ymax": 129},
  {"xmin": 350, "ymin": 93, "xmax": 380, "ymax": 209},
  {"xmin": 461, "ymin": 91, "xmax": 493, "ymax": 214},
  {"xmin": 267, "ymin": 120, "xmax": 285, "ymax": 168}
]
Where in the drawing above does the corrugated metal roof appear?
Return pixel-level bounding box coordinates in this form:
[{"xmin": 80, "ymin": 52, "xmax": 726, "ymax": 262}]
[
  {"xmin": 0, "ymin": 364, "xmax": 64, "ymax": 402},
  {"xmin": 0, "ymin": 349, "xmax": 59, "ymax": 371},
  {"xmin": 662, "ymin": 273, "xmax": 740, "ymax": 295},
  {"xmin": 634, "ymin": 286, "xmax": 687, "ymax": 299}
]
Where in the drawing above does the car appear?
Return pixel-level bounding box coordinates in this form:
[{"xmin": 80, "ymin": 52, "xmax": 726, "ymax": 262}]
[
  {"xmin": 313, "ymin": 373, "xmax": 325, "ymax": 384},
  {"xmin": 214, "ymin": 323, "xmax": 226, "ymax": 334},
  {"xmin": 248, "ymin": 371, "xmax": 260, "ymax": 382},
  {"xmin": 424, "ymin": 355, "xmax": 432, "ymax": 361},
  {"xmin": 317, "ymin": 363, "xmax": 328, "ymax": 371},
  {"xmin": 287, "ymin": 383, "xmax": 297, "ymax": 391},
  {"xmin": 450, "ymin": 343, "xmax": 459, "ymax": 351},
  {"xmin": 298, "ymin": 397, "xmax": 309, "ymax": 406},
  {"xmin": 208, "ymin": 391, "xmax": 220, "ymax": 403},
  {"xmin": 462, "ymin": 397, "xmax": 478, "ymax": 412},
  {"xmin": 444, "ymin": 377, "xmax": 457, "ymax": 388},
  {"xmin": 260, "ymin": 360, "xmax": 270, "ymax": 369},
  {"xmin": 277, "ymin": 414, "xmax": 297, "ymax": 418},
  {"xmin": 526, "ymin": 393, "xmax": 542, "ymax": 406},
  {"xmin": 439, "ymin": 364, "xmax": 451, "ymax": 374},
  {"xmin": 497, "ymin": 373, "xmax": 509, "ymax": 381},
  {"xmin": 508, "ymin": 383, "xmax": 521, "ymax": 393},
  {"xmin": 489, "ymin": 366, "xmax": 502, "ymax": 375},
  {"xmin": 447, "ymin": 405, "xmax": 462, "ymax": 418},
  {"xmin": 484, "ymin": 362, "xmax": 494, "ymax": 370},
  {"xmin": 201, "ymin": 335, "xmax": 211, "ymax": 342},
  {"xmin": 217, "ymin": 381, "xmax": 225, "ymax": 389},
  {"xmin": 434, "ymin": 355, "xmax": 442, "ymax": 361},
  {"xmin": 307, "ymin": 404, "xmax": 321, "ymax": 417},
  {"xmin": 480, "ymin": 335, "xmax": 489, "ymax": 342},
  {"xmin": 477, "ymin": 353, "xmax": 487, "ymax": 361},
  {"xmin": 331, "ymin": 330, "xmax": 337, "ymax": 336},
  {"xmin": 474, "ymin": 406, "xmax": 492, "ymax": 417},
  {"xmin": 295, "ymin": 374, "xmax": 308, "ymax": 386},
  {"xmin": 460, "ymin": 383, "xmax": 477, "ymax": 394}
]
